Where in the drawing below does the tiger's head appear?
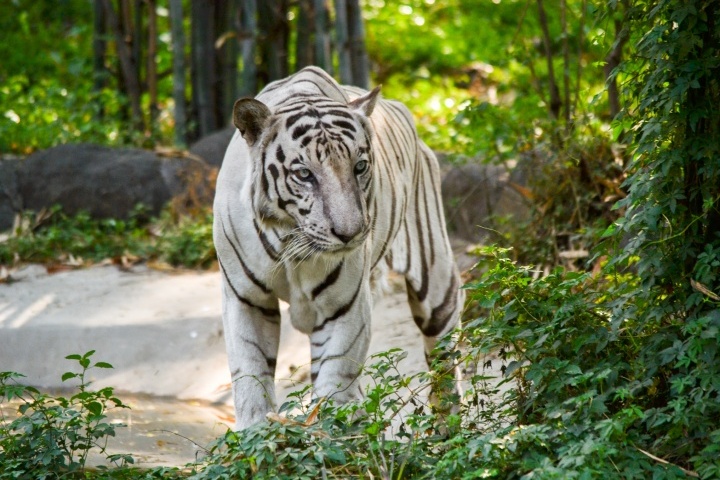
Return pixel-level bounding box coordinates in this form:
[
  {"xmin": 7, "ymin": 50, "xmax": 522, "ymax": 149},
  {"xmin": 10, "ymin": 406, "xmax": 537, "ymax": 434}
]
[{"xmin": 232, "ymin": 87, "xmax": 381, "ymax": 257}]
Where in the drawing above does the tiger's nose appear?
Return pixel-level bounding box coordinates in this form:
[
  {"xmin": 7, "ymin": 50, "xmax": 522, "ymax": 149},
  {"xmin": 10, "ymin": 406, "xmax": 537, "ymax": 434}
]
[{"xmin": 331, "ymin": 226, "xmax": 362, "ymax": 244}]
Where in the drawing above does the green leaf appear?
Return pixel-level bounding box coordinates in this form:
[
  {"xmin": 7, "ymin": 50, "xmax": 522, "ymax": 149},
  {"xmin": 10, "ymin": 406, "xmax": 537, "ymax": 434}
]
[
  {"xmin": 61, "ymin": 372, "xmax": 77, "ymax": 382},
  {"xmin": 93, "ymin": 362, "xmax": 113, "ymax": 369},
  {"xmin": 65, "ymin": 354, "xmax": 82, "ymax": 360},
  {"xmin": 86, "ymin": 401, "xmax": 103, "ymax": 416}
]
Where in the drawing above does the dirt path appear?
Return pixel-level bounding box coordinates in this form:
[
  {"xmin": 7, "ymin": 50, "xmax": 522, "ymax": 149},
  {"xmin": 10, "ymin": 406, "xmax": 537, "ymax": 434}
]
[{"xmin": 0, "ymin": 263, "xmax": 441, "ymax": 467}]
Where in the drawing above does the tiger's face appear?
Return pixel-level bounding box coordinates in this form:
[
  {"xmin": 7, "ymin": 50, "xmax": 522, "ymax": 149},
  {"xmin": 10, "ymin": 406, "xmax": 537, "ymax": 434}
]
[{"xmin": 233, "ymin": 87, "xmax": 381, "ymax": 256}]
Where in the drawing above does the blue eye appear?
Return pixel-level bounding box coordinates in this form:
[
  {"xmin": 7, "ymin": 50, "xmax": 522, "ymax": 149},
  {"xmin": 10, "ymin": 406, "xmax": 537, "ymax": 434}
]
[
  {"xmin": 354, "ymin": 160, "xmax": 369, "ymax": 175},
  {"xmin": 295, "ymin": 168, "xmax": 313, "ymax": 181}
]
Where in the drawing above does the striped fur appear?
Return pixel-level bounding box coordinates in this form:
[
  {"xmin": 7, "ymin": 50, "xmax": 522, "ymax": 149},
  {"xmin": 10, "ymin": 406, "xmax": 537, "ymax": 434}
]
[{"xmin": 213, "ymin": 67, "xmax": 463, "ymax": 429}]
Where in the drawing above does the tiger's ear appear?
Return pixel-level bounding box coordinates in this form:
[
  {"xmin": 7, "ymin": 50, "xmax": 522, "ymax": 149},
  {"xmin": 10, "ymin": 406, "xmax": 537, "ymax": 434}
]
[
  {"xmin": 348, "ymin": 86, "xmax": 381, "ymax": 117},
  {"xmin": 233, "ymin": 98, "xmax": 272, "ymax": 146}
]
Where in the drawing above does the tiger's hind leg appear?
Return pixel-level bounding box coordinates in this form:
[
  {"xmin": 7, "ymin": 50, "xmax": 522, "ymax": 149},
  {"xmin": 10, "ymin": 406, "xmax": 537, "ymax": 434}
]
[
  {"xmin": 390, "ymin": 231, "xmax": 465, "ymax": 417},
  {"xmin": 404, "ymin": 262, "xmax": 465, "ymax": 411},
  {"xmin": 388, "ymin": 145, "xmax": 465, "ymax": 417}
]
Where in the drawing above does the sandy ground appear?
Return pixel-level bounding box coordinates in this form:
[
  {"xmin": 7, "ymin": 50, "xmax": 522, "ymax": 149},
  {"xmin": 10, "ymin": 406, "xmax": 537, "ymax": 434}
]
[{"xmin": 0, "ymin": 263, "xmax": 445, "ymax": 466}]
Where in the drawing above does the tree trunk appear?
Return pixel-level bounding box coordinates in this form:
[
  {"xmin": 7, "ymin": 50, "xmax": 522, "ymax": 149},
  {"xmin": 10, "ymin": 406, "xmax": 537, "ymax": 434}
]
[
  {"xmin": 347, "ymin": 0, "xmax": 369, "ymax": 88},
  {"xmin": 133, "ymin": 0, "xmax": 143, "ymax": 90},
  {"xmin": 102, "ymin": 0, "xmax": 143, "ymax": 129},
  {"xmin": 191, "ymin": 0, "xmax": 218, "ymax": 137},
  {"xmin": 536, "ymin": 0, "xmax": 561, "ymax": 120},
  {"xmin": 169, "ymin": 0, "xmax": 187, "ymax": 146},
  {"xmin": 560, "ymin": 0, "xmax": 571, "ymax": 128},
  {"xmin": 258, "ymin": 0, "xmax": 289, "ymax": 83},
  {"xmin": 334, "ymin": 0, "xmax": 352, "ymax": 85},
  {"xmin": 314, "ymin": 0, "xmax": 332, "ymax": 74},
  {"xmin": 93, "ymin": 0, "xmax": 106, "ymax": 119},
  {"xmin": 216, "ymin": 1, "xmax": 238, "ymax": 127},
  {"xmin": 146, "ymin": 0, "xmax": 159, "ymax": 129},
  {"xmin": 604, "ymin": 5, "xmax": 628, "ymax": 120},
  {"xmin": 296, "ymin": 0, "xmax": 315, "ymax": 70},
  {"xmin": 239, "ymin": 0, "xmax": 258, "ymax": 96}
]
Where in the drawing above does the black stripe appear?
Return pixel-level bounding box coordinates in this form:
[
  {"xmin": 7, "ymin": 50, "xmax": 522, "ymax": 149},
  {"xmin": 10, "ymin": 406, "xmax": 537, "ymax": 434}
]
[
  {"xmin": 311, "ymin": 261, "xmax": 344, "ymax": 299},
  {"xmin": 221, "ymin": 217, "xmax": 272, "ymax": 294},
  {"xmin": 325, "ymin": 109, "xmax": 354, "ymax": 119},
  {"xmin": 253, "ymin": 219, "xmax": 279, "ymax": 261},
  {"xmin": 369, "ymin": 117, "xmax": 400, "ymax": 271},
  {"xmin": 331, "ymin": 120, "xmax": 356, "ymax": 132},
  {"xmin": 403, "ymin": 219, "xmax": 412, "ymax": 274},
  {"xmin": 311, "ymin": 337, "xmax": 329, "ymax": 348},
  {"xmin": 414, "ymin": 166, "xmax": 430, "ymax": 303},
  {"xmin": 292, "ymin": 123, "xmax": 314, "ymax": 140},
  {"xmin": 312, "ymin": 278, "xmax": 362, "ymax": 332},
  {"xmin": 380, "ymin": 107, "xmax": 412, "ymax": 171},
  {"xmin": 232, "ymin": 338, "xmax": 275, "ymax": 377},
  {"xmin": 286, "ymin": 110, "xmax": 307, "ymax": 129},
  {"xmin": 423, "ymin": 273, "xmax": 460, "ymax": 337},
  {"xmin": 420, "ymin": 153, "xmax": 437, "ymax": 267},
  {"xmin": 219, "ymin": 259, "xmax": 281, "ymax": 321},
  {"xmin": 267, "ymin": 357, "xmax": 277, "ymax": 370},
  {"xmin": 317, "ymin": 324, "xmax": 366, "ymax": 370},
  {"xmin": 261, "ymin": 151, "xmax": 269, "ymax": 194}
]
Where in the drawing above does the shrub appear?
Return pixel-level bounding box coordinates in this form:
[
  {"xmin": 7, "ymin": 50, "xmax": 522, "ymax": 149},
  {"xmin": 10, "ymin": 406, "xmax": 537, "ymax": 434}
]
[{"xmin": 0, "ymin": 351, "xmax": 133, "ymax": 478}]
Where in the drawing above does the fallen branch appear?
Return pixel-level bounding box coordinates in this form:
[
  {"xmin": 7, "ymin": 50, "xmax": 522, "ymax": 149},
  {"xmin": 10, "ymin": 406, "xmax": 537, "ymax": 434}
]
[{"xmin": 635, "ymin": 447, "xmax": 699, "ymax": 478}]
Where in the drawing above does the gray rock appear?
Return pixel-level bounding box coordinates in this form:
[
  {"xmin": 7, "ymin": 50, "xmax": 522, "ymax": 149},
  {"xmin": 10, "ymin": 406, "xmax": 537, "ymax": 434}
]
[
  {"xmin": 189, "ymin": 127, "xmax": 236, "ymax": 168},
  {"xmin": 441, "ymin": 161, "xmax": 530, "ymax": 242},
  {"xmin": 0, "ymin": 156, "xmax": 22, "ymax": 231},
  {"xmin": 16, "ymin": 144, "xmax": 216, "ymax": 221}
]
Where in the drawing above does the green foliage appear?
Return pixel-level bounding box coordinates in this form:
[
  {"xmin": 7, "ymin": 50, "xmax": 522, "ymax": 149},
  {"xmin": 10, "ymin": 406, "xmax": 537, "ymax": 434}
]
[
  {"xmin": 0, "ymin": 351, "xmax": 133, "ymax": 478},
  {"xmin": 154, "ymin": 210, "xmax": 216, "ymax": 269},
  {"xmin": 0, "ymin": 1, "xmax": 131, "ymax": 153},
  {"xmin": 605, "ymin": 0, "xmax": 720, "ymax": 475},
  {"xmin": 0, "ymin": 205, "xmax": 215, "ymax": 269},
  {"xmin": 1, "ymin": 75, "xmax": 132, "ymax": 153}
]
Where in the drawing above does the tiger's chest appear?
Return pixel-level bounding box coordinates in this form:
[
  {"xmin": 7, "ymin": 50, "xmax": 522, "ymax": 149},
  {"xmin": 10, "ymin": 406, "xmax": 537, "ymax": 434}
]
[{"xmin": 279, "ymin": 243, "xmax": 371, "ymax": 334}]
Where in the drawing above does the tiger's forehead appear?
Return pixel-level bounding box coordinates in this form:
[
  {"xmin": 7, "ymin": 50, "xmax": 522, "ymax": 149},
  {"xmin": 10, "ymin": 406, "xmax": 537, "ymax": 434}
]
[{"xmin": 270, "ymin": 101, "xmax": 367, "ymax": 162}]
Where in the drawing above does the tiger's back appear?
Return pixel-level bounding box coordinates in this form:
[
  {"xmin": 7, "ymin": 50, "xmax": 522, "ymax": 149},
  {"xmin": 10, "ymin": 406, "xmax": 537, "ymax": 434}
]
[{"xmin": 214, "ymin": 67, "xmax": 463, "ymax": 429}]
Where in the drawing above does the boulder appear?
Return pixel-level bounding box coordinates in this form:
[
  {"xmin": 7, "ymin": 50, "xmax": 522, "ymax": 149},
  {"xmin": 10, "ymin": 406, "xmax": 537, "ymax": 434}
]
[
  {"xmin": 189, "ymin": 127, "xmax": 236, "ymax": 168},
  {"xmin": 0, "ymin": 156, "xmax": 22, "ymax": 231},
  {"xmin": 441, "ymin": 160, "xmax": 530, "ymax": 242},
  {"xmin": 16, "ymin": 144, "xmax": 216, "ymax": 221}
]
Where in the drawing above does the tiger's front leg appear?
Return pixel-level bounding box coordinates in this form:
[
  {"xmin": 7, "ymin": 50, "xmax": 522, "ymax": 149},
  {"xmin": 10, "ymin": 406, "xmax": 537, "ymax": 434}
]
[
  {"xmin": 219, "ymin": 269, "xmax": 282, "ymax": 430},
  {"xmin": 305, "ymin": 262, "xmax": 372, "ymax": 404}
]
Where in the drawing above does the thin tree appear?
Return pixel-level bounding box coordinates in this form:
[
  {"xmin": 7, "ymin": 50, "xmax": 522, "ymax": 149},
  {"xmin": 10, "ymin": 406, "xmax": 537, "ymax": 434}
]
[
  {"xmin": 296, "ymin": 0, "xmax": 315, "ymax": 70},
  {"xmin": 604, "ymin": 1, "xmax": 628, "ymax": 119},
  {"xmin": 146, "ymin": 0, "xmax": 159, "ymax": 128},
  {"xmin": 191, "ymin": 0, "xmax": 218, "ymax": 137},
  {"xmin": 216, "ymin": 0, "xmax": 238, "ymax": 125},
  {"xmin": 347, "ymin": 0, "xmax": 369, "ymax": 88},
  {"xmin": 334, "ymin": 0, "xmax": 352, "ymax": 84},
  {"xmin": 92, "ymin": 0, "xmax": 106, "ymax": 119},
  {"xmin": 258, "ymin": 0, "xmax": 289, "ymax": 82},
  {"xmin": 169, "ymin": 0, "xmax": 187, "ymax": 146},
  {"xmin": 536, "ymin": 0, "xmax": 561, "ymax": 120},
  {"xmin": 102, "ymin": 0, "xmax": 143, "ymax": 129},
  {"xmin": 239, "ymin": 0, "xmax": 258, "ymax": 96},
  {"xmin": 314, "ymin": 0, "xmax": 333, "ymax": 74}
]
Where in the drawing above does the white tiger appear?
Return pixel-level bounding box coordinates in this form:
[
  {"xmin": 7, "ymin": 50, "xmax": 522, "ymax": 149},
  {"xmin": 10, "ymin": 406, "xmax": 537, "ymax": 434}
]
[{"xmin": 213, "ymin": 66, "xmax": 464, "ymax": 430}]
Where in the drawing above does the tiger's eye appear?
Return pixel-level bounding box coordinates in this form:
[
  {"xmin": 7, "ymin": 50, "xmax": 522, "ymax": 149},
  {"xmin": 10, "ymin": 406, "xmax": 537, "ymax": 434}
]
[
  {"xmin": 295, "ymin": 168, "xmax": 313, "ymax": 180},
  {"xmin": 354, "ymin": 160, "xmax": 369, "ymax": 175}
]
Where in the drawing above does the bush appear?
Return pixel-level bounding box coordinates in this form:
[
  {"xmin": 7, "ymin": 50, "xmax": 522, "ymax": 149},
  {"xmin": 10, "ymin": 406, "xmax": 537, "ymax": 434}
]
[
  {"xmin": 0, "ymin": 351, "xmax": 133, "ymax": 478},
  {"xmin": 0, "ymin": 205, "xmax": 215, "ymax": 270}
]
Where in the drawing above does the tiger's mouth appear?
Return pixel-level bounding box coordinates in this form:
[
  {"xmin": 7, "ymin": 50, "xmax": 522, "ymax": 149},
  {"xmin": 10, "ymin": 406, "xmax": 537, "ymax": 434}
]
[
  {"xmin": 306, "ymin": 229, "xmax": 369, "ymax": 255},
  {"xmin": 280, "ymin": 229, "xmax": 368, "ymax": 262}
]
